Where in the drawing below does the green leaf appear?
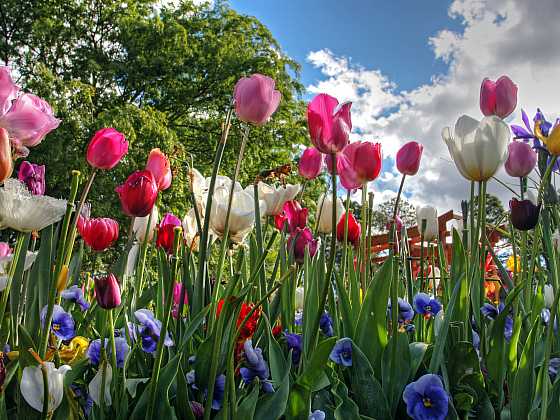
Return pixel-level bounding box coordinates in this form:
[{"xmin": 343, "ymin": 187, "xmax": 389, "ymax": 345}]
[
  {"xmin": 297, "ymin": 336, "xmax": 336, "ymax": 391},
  {"xmin": 382, "ymin": 332, "xmax": 411, "ymax": 415},
  {"xmin": 237, "ymin": 383, "xmax": 261, "ymax": 419},
  {"xmin": 409, "ymin": 342, "xmax": 429, "ymax": 380},
  {"xmin": 175, "ymin": 363, "xmax": 196, "ymax": 420},
  {"xmin": 178, "ymin": 304, "xmax": 210, "ymax": 351},
  {"xmin": 254, "ymin": 358, "xmax": 291, "ymax": 420},
  {"xmin": 268, "ymin": 329, "xmax": 288, "ymax": 385}
]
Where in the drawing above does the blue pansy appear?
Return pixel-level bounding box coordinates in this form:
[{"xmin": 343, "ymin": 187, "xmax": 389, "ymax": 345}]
[
  {"xmin": 239, "ymin": 339, "xmax": 274, "ymax": 393},
  {"xmin": 86, "ymin": 337, "xmax": 130, "ymax": 368},
  {"xmin": 284, "ymin": 332, "xmax": 302, "ymax": 365},
  {"xmin": 40, "ymin": 304, "xmax": 75, "ymax": 340},
  {"xmin": 187, "ymin": 371, "xmax": 226, "ymax": 410},
  {"xmin": 387, "ymin": 297, "xmax": 415, "ymax": 324},
  {"xmin": 481, "ymin": 303, "xmax": 513, "ymax": 341},
  {"xmin": 413, "ymin": 293, "xmax": 442, "ymax": 319},
  {"xmin": 130, "ymin": 309, "xmax": 173, "ymax": 353},
  {"xmin": 329, "ymin": 337, "xmax": 352, "ymax": 367},
  {"xmin": 309, "ymin": 410, "xmax": 326, "ymax": 420},
  {"xmin": 60, "ymin": 285, "xmax": 90, "ymax": 311},
  {"xmin": 319, "ymin": 312, "xmax": 334, "ymax": 337},
  {"xmin": 403, "ymin": 374, "xmax": 449, "ymax": 420}
]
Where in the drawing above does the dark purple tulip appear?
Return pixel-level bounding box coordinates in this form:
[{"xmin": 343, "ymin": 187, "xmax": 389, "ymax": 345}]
[
  {"xmin": 510, "ymin": 197, "xmax": 540, "ymax": 231},
  {"xmin": 18, "ymin": 161, "xmax": 45, "ymax": 195},
  {"xmin": 94, "ymin": 273, "xmax": 121, "ymax": 309}
]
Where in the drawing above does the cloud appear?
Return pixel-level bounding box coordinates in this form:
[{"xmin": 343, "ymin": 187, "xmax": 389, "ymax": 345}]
[{"xmin": 306, "ymin": 0, "xmax": 560, "ymax": 213}]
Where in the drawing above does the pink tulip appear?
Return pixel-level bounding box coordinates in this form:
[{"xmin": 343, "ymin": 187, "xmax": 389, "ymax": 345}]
[
  {"xmin": 298, "ymin": 147, "xmax": 323, "ymax": 179},
  {"xmin": 18, "ymin": 161, "xmax": 45, "ymax": 195},
  {"xmin": 115, "ymin": 170, "xmax": 158, "ymax": 217},
  {"xmin": 480, "ymin": 76, "xmax": 517, "ymax": 119},
  {"xmin": 0, "ymin": 67, "xmax": 19, "ymax": 116},
  {"xmin": 341, "ymin": 141, "xmax": 382, "ymax": 183},
  {"xmin": 233, "ymin": 74, "xmax": 281, "ymax": 125},
  {"xmin": 307, "ymin": 93, "xmax": 352, "ymax": 154},
  {"xmin": 0, "ymin": 242, "xmax": 11, "ymax": 258},
  {"xmin": 86, "ymin": 128, "xmax": 128, "ymax": 170},
  {"xmin": 325, "ymin": 153, "xmax": 361, "ymax": 190},
  {"xmin": 397, "ymin": 141, "xmax": 423, "ymax": 176},
  {"xmin": 274, "ymin": 200, "xmax": 308, "ymax": 233},
  {"xmin": 146, "ymin": 148, "xmax": 172, "ymax": 191},
  {"xmin": 77, "ymin": 216, "xmax": 119, "ymax": 251},
  {"xmin": 0, "ymin": 128, "xmax": 12, "ymax": 183},
  {"xmin": 505, "ymin": 141, "xmax": 537, "ymax": 178},
  {"xmin": 172, "ymin": 282, "xmax": 189, "ymax": 319},
  {"xmin": 287, "ymin": 227, "xmax": 318, "ymax": 264}
]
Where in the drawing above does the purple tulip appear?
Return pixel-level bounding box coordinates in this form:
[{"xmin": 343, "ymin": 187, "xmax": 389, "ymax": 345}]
[
  {"xmin": 480, "ymin": 76, "xmax": 517, "ymax": 119},
  {"xmin": 298, "ymin": 146, "xmax": 323, "ymax": 180},
  {"xmin": 233, "ymin": 74, "xmax": 281, "ymax": 126},
  {"xmin": 329, "ymin": 337, "xmax": 353, "ymax": 367},
  {"xmin": 403, "ymin": 374, "xmax": 449, "ymax": 420},
  {"xmin": 307, "ymin": 93, "xmax": 352, "ymax": 154},
  {"xmin": 94, "ymin": 273, "xmax": 121, "ymax": 309},
  {"xmin": 287, "ymin": 227, "xmax": 319, "ymax": 264},
  {"xmin": 40, "ymin": 304, "xmax": 75, "ymax": 340},
  {"xmin": 504, "ymin": 141, "xmax": 537, "ymax": 178},
  {"xmin": 510, "ymin": 197, "xmax": 540, "ymax": 231},
  {"xmin": 18, "ymin": 161, "xmax": 46, "ymax": 195}
]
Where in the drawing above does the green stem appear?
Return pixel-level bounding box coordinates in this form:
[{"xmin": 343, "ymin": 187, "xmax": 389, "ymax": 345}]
[
  {"xmin": 360, "ymin": 185, "xmax": 367, "ymax": 296},
  {"xmin": 40, "ymin": 363, "xmax": 50, "ymax": 420},
  {"xmin": 108, "ymin": 310, "xmax": 118, "ymax": 372},
  {"xmin": 0, "ymin": 233, "xmax": 25, "ymax": 325}
]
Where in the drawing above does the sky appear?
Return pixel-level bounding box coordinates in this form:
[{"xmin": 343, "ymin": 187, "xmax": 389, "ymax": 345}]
[{"xmin": 223, "ymin": 0, "xmax": 560, "ymax": 214}]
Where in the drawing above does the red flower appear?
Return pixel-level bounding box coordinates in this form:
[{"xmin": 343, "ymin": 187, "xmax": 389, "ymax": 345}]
[
  {"xmin": 274, "ymin": 200, "xmax": 308, "ymax": 233},
  {"xmin": 77, "ymin": 216, "xmax": 119, "ymax": 251},
  {"xmin": 217, "ymin": 299, "xmax": 261, "ymax": 340},
  {"xmin": 272, "ymin": 323, "xmax": 282, "ymax": 337},
  {"xmin": 156, "ymin": 213, "xmax": 182, "ymax": 253},
  {"xmin": 115, "ymin": 170, "xmax": 158, "ymax": 217},
  {"xmin": 336, "ymin": 212, "xmax": 361, "ymax": 247}
]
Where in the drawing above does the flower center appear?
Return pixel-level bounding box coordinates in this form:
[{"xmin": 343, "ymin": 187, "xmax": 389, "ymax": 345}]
[
  {"xmin": 423, "ymin": 397, "xmax": 432, "ymax": 408},
  {"xmin": 425, "ymin": 305, "xmax": 432, "ymax": 312},
  {"xmin": 342, "ymin": 351, "xmax": 350, "ymax": 359},
  {"xmin": 52, "ymin": 323, "xmax": 60, "ymax": 331}
]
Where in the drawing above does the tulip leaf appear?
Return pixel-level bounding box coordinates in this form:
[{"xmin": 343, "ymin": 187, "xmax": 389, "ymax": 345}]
[
  {"xmin": 237, "ymin": 383, "xmax": 261, "ymax": 419},
  {"xmin": 17, "ymin": 324, "xmax": 39, "ymax": 368},
  {"xmin": 409, "ymin": 342, "xmax": 429, "ymax": 380},
  {"xmin": 253, "ymin": 357, "xmax": 291, "ymax": 420},
  {"xmin": 176, "ymin": 364, "xmax": 196, "ymax": 420},
  {"xmin": 9, "ymin": 233, "xmax": 31, "ymax": 327},
  {"xmin": 178, "ymin": 304, "xmax": 210, "ymax": 351},
  {"xmin": 382, "ymin": 332, "xmax": 411, "ymax": 416},
  {"xmin": 297, "ymin": 336, "xmax": 336, "ymax": 391}
]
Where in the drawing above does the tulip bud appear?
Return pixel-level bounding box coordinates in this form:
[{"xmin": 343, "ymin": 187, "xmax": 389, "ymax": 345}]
[
  {"xmin": 480, "ymin": 76, "xmax": 517, "ymax": 119},
  {"xmin": 307, "ymin": 94, "xmax": 352, "ymax": 154},
  {"xmin": 416, "ymin": 205, "xmax": 439, "ymax": 241},
  {"xmin": 0, "ymin": 128, "xmax": 12, "ymax": 183},
  {"xmin": 298, "ymin": 147, "xmax": 323, "ymax": 179},
  {"xmin": 510, "ymin": 197, "xmax": 540, "ymax": 231},
  {"xmin": 94, "ymin": 273, "xmax": 121, "ymax": 309},
  {"xmin": 156, "ymin": 213, "xmax": 182, "ymax": 253},
  {"xmin": 115, "ymin": 170, "xmax": 158, "ymax": 217},
  {"xmin": 0, "ymin": 242, "xmax": 10, "ymax": 258},
  {"xmin": 86, "ymin": 128, "xmax": 128, "ymax": 170},
  {"xmin": 287, "ymin": 227, "xmax": 319, "ymax": 264},
  {"xmin": 133, "ymin": 206, "xmax": 159, "ymax": 242},
  {"xmin": 233, "ymin": 74, "xmax": 281, "ymax": 126},
  {"xmin": 397, "ymin": 141, "xmax": 423, "ymax": 176},
  {"xmin": 146, "ymin": 148, "xmax": 172, "ymax": 191},
  {"xmin": 77, "ymin": 217, "xmax": 119, "ymax": 251},
  {"xmin": 336, "ymin": 212, "xmax": 361, "ymax": 247},
  {"xmin": 504, "ymin": 141, "xmax": 536, "ymax": 178},
  {"xmin": 544, "ymin": 284, "xmax": 554, "ymax": 309},
  {"xmin": 17, "ymin": 161, "xmax": 45, "ymax": 195},
  {"xmin": 317, "ymin": 193, "xmax": 344, "ymax": 234},
  {"xmin": 56, "ymin": 265, "xmax": 69, "ymax": 293}
]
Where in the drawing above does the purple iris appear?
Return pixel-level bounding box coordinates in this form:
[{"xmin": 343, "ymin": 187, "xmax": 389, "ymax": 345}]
[
  {"xmin": 329, "ymin": 337, "xmax": 352, "ymax": 367},
  {"xmin": 403, "ymin": 374, "xmax": 449, "ymax": 420},
  {"xmin": 60, "ymin": 285, "xmax": 90, "ymax": 311},
  {"xmin": 413, "ymin": 293, "xmax": 442, "ymax": 319},
  {"xmin": 239, "ymin": 339, "xmax": 274, "ymax": 393},
  {"xmin": 86, "ymin": 337, "xmax": 130, "ymax": 368},
  {"xmin": 187, "ymin": 371, "xmax": 225, "ymax": 410},
  {"xmin": 40, "ymin": 304, "xmax": 75, "ymax": 340},
  {"xmin": 309, "ymin": 410, "xmax": 326, "ymax": 420},
  {"xmin": 284, "ymin": 332, "xmax": 302, "ymax": 365},
  {"xmin": 481, "ymin": 303, "xmax": 513, "ymax": 341},
  {"xmin": 319, "ymin": 312, "xmax": 334, "ymax": 337},
  {"xmin": 130, "ymin": 309, "xmax": 173, "ymax": 353},
  {"xmin": 387, "ymin": 297, "xmax": 415, "ymax": 324}
]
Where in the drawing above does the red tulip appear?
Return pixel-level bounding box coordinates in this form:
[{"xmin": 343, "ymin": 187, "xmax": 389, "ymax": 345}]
[
  {"xmin": 337, "ymin": 212, "xmax": 361, "ymax": 247},
  {"xmin": 18, "ymin": 161, "xmax": 45, "ymax": 195},
  {"xmin": 86, "ymin": 128, "xmax": 128, "ymax": 170},
  {"xmin": 77, "ymin": 216, "xmax": 119, "ymax": 251},
  {"xmin": 0, "ymin": 128, "xmax": 12, "ymax": 183},
  {"xmin": 396, "ymin": 141, "xmax": 423, "ymax": 176},
  {"xmin": 274, "ymin": 200, "xmax": 308, "ymax": 233},
  {"xmin": 233, "ymin": 74, "xmax": 281, "ymax": 126},
  {"xmin": 115, "ymin": 170, "xmax": 158, "ymax": 217},
  {"xmin": 146, "ymin": 148, "xmax": 172, "ymax": 191},
  {"xmin": 480, "ymin": 76, "xmax": 517, "ymax": 119},
  {"xmin": 156, "ymin": 213, "xmax": 182, "ymax": 253},
  {"xmin": 307, "ymin": 93, "xmax": 352, "ymax": 154},
  {"xmin": 298, "ymin": 147, "xmax": 323, "ymax": 179},
  {"xmin": 94, "ymin": 273, "xmax": 121, "ymax": 309},
  {"xmin": 287, "ymin": 227, "xmax": 319, "ymax": 264}
]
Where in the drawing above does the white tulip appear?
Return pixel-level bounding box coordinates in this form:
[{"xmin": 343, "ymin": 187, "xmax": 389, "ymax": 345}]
[
  {"xmin": 20, "ymin": 362, "xmax": 71, "ymax": 413},
  {"xmin": 416, "ymin": 205, "xmax": 439, "ymax": 241},
  {"xmin": 295, "ymin": 286, "xmax": 304, "ymax": 311},
  {"xmin": 0, "ymin": 250, "xmax": 38, "ymax": 291},
  {"xmin": 133, "ymin": 206, "xmax": 159, "ymax": 242},
  {"xmin": 544, "ymin": 284, "xmax": 554, "ymax": 309},
  {"xmin": 317, "ymin": 193, "xmax": 344, "ymax": 234},
  {"xmin": 0, "ymin": 179, "xmax": 66, "ymax": 232},
  {"xmin": 442, "ymin": 115, "xmax": 510, "ymax": 182},
  {"xmin": 125, "ymin": 244, "xmax": 140, "ymax": 278},
  {"xmin": 209, "ymin": 186, "xmax": 266, "ymax": 243},
  {"xmin": 249, "ymin": 182, "xmax": 300, "ymax": 216},
  {"xmin": 553, "ymin": 229, "xmax": 560, "ymax": 250},
  {"xmin": 183, "ymin": 208, "xmax": 201, "ymax": 251},
  {"xmin": 89, "ymin": 364, "xmax": 112, "ymax": 407}
]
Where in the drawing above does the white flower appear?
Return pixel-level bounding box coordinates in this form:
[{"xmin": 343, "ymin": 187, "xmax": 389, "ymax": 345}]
[
  {"xmin": 434, "ymin": 310, "xmax": 445, "ymax": 337},
  {"xmin": 248, "ymin": 182, "xmax": 300, "ymax": 216},
  {"xmin": 317, "ymin": 193, "xmax": 344, "ymax": 234},
  {"xmin": 133, "ymin": 206, "xmax": 159, "ymax": 242},
  {"xmin": 442, "ymin": 115, "xmax": 510, "ymax": 182},
  {"xmin": 0, "ymin": 179, "xmax": 66, "ymax": 232},
  {"xmin": 416, "ymin": 205, "xmax": 439, "ymax": 241},
  {"xmin": 20, "ymin": 362, "xmax": 71, "ymax": 413},
  {"xmin": 89, "ymin": 364, "xmax": 112, "ymax": 407},
  {"xmin": 0, "ymin": 250, "xmax": 38, "ymax": 291},
  {"xmin": 295, "ymin": 286, "xmax": 304, "ymax": 311},
  {"xmin": 183, "ymin": 208, "xmax": 201, "ymax": 251},
  {"xmin": 125, "ymin": 244, "xmax": 140, "ymax": 278},
  {"xmin": 209, "ymin": 186, "xmax": 266, "ymax": 243},
  {"xmin": 544, "ymin": 284, "xmax": 554, "ymax": 309},
  {"xmin": 553, "ymin": 229, "xmax": 560, "ymax": 250}
]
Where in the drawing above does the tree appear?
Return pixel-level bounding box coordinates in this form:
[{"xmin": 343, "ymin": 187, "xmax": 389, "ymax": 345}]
[
  {"xmin": 371, "ymin": 198, "xmax": 417, "ymax": 233},
  {"xmin": 468, "ymin": 194, "xmax": 506, "ymax": 226}
]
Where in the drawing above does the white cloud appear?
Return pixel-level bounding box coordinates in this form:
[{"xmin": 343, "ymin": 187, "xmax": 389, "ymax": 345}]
[{"xmin": 306, "ymin": 0, "xmax": 560, "ymax": 214}]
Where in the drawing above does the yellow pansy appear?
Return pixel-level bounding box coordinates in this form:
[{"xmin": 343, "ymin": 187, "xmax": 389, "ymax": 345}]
[{"xmin": 58, "ymin": 336, "xmax": 89, "ymax": 364}]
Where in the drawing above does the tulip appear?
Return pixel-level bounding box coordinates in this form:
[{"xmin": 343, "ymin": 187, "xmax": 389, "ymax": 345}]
[
  {"xmin": 89, "ymin": 364, "xmax": 112, "ymax": 407},
  {"xmin": 156, "ymin": 213, "xmax": 182, "ymax": 253},
  {"xmin": 183, "ymin": 208, "xmax": 201, "ymax": 251},
  {"xmin": 233, "ymin": 74, "xmax": 281, "ymax": 126},
  {"xmin": 0, "ymin": 128, "xmax": 12, "ymax": 183},
  {"xmin": 287, "ymin": 227, "xmax": 319, "ymax": 264},
  {"xmin": 133, "ymin": 206, "xmax": 159, "ymax": 242},
  {"xmin": 510, "ymin": 197, "xmax": 540, "ymax": 231},
  {"xmin": 115, "ymin": 170, "xmax": 158, "ymax": 217},
  {"xmin": 94, "ymin": 273, "xmax": 121, "ymax": 309},
  {"xmin": 442, "ymin": 115, "xmax": 510, "ymax": 182},
  {"xmin": 307, "ymin": 93, "xmax": 352, "ymax": 154},
  {"xmin": 340, "ymin": 141, "xmax": 382, "ymax": 184},
  {"xmin": 77, "ymin": 216, "xmax": 119, "ymax": 251},
  {"xmin": 274, "ymin": 200, "xmax": 308, "ymax": 233},
  {"xmin": 544, "ymin": 284, "xmax": 554, "ymax": 309},
  {"xmin": 386, "ymin": 215, "xmax": 403, "ymax": 233},
  {"xmin": 249, "ymin": 182, "xmax": 300, "ymax": 216},
  {"xmin": 504, "ymin": 141, "xmax": 536, "ymax": 178},
  {"xmin": 145, "ymin": 148, "xmax": 172, "ymax": 191},
  {"xmin": 0, "ymin": 67, "xmax": 19, "ymax": 116},
  {"xmin": 317, "ymin": 193, "xmax": 344, "ymax": 234},
  {"xmin": 17, "ymin": 161, "xmax": 45, "ymax": 195},
  {"xmin": 172, "ymin": 282, "xmax": 189, "ymax": 319},
  {"xmin": 298, "ymin": 147, "xmax": 323, "ymax": 179},
  {"xmin": 86, "ymin": 128, "xmax": 128, "ymax": 170},
  {"xmin": 20, "ymin": 362, "xmax": 72, "ymax": 413},
  {"xmin": 396, "ymin": 141, "xmax": 423, "ymax": 176},
  {"xmin": 336, "ymin": 212, "xmax": 361, "ymax": 247},
  {"xmin": 480, "ymin": 76, "xmax": 517, "ymax": 119},
  {"xmin": 0, "ymin": 242, "xmax": 10, "ymax": 258},
  {"xmin": 295, "ymin": 286, "xmax": 304, "ymax": 311},
  {"xmin": 416, "ymin": 205, "xmax": 439, "ymax": 241}
]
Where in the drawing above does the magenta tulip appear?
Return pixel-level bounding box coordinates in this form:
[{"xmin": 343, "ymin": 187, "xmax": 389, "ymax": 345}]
[
  {"xmin": 287, "ymin": 227, "xmax": 319, "ymax": 264},
  {"xmin": 146, "ymin": 148, "xmax": 172, "ymax": 191},
  {"xmin": 18, "ymin": 161, "xmax": 45, "ymax": 195},
  {"xmin": 94, "ymin": 273, "xmax": 121, "ymax": 309},
  {"xmin": 298, "ymin": 147, "xmax": 323, "ymax": 179},
  {"xmin": 233, "ymin": 74, "xmax": 281, "ymax": 125},
  {"xmin": 115, "ymin": 170, "xmax": 158, "ymax": 217},
  {"xmin": 480, "ymin": 76, "xmax": 517, "ymax": 119},
  {"xmin": 0, "ymin": 128, "xmax": 12, "ymax": 183},
  {"xmin": 505, "ymin": 141, "xmax": 537, "ymax": 178},
  {"xmin": 0, "ymin": 242, "xmax": 11, "ymax": 258},
  {"xmin": 86, "ymin": 128, "xmax": 128, "ymax": 170},
  {"xmin": 156, "ymin": 213, "xmax": 182, "ymax": 253},
  {"xmin": 336, "ymin": 212, "xmax": 361, "ymax": 247},
  {"xmin": 396, "ymin": 141, "xmax": 423, "ymax": 176},
  {"xmin": 0, "ymin": 67, "xmax": 19, "ymax": 116},
  {"xmin": 274, "ymin": 200, "xmax": 308, "ymax": 233},
  {"xmin": 341, "ymin": 141, "xmax": 382, "ymax": 183},
  {"xmin": 307, "ymin": 93, "xmax": 352, "ymax": 154}
]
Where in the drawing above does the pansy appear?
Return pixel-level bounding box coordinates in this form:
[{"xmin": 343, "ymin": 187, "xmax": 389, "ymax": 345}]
[
  {"xmin": 319, "ymin": 312, "xmax": 334, "ymax": 337},
  {"xmin": 387, "ymin": 297, "xmax": 415, "ymax": 325},
  {"xmin": 329, "ymin": 337, "xmax": 352, "ymax": 367},
  {"xmin": 309, "ymin": 410, "xmax": 326, "ymax": 420},
  {"xmin": 403, "ymin": 374, "xmax": 449, "ymax": 420},
  {"xmin": 481, "ymin": 303, "xmax": 513, "ymax": 341},
  {"xmin": 60, "ymin": 285, "xmax": 90, "ymax": 311},
  {"xmin": 132, "ymin": 309, "xmax": 173, "ymax": 353},
  {"xmin": 413, "ymin": 293, "xmax": 442, "ymax": 319},
  {"xmin": 239, "ymin": 339, "xmax": 274, "ymax": 393},
  {"xmin": 86, "ymin": 337, "xmax": 130, "ymax": 368},
  {"xmin": 188, "ymin": 371, "xmax": 226, "ymax": 410},
  {"xmin": 284, "ymin": 332, "xmax": 302, "ymax": 365},
  {"xmin": 40, "ymin": 304, "xmax": 75, "ymax": 340}
]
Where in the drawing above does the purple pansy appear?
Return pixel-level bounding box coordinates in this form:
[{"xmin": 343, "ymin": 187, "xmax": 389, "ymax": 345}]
[
  {"xmin": 403, "ymin": 374, "xmax": 449, "ymax": 420},
  {"xmin": 187, "ymin": 370, "xmax": 225, "ymax": 410},
  {"xmin": 320, "ymin": 312, "xmax": 334, "ymax": 337},
  {"xmin": 131, "ymin": 309, "xmax": 173, "ymax": 353},
  {"xmin": 40, "ymin": 304, "xmax": 75, "ymax": 340},
  {"xmin": 481, "ymin": 303, "xmax": 513, "ymax": 341},
  {"xmin": 413, "ymin": 293, "xmax": 442, "ymax": 319},
  {"xmin": 239, "ymin": 339, "xmax": 274, "ymax": 393},
  {"xmin": 60, "ymin": 285, "xmax": 90, "ymax": 311},
  {"xmin": 329, "ymin": 337, "xmax": 352, "ymax": 367},
  {"xmin": 86, "ymin": 337, "xmax": 130, "ymax": 368},
  {"xmin": 387, "ymin": 297, "xmax": 415, "ymax": 324},
  {"xmin": 309, "ymin": 410, "xmax": 326, "ymax": 420},
  {"xmin": 284, "ymin": 332, "xmax": 303, "ymax": 365}
]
